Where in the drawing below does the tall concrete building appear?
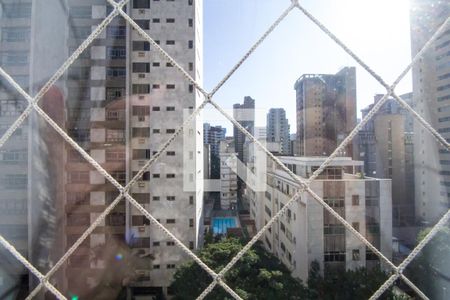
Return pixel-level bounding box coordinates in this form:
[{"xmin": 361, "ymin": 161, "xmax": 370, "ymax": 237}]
[
  {"xmin": 0, "ymin": 1, "xmax": 67, "ymax": 297},
  {"xmin": 1, "ymin": 0, "xmax": 204, "ymax": 298},
  {"xmin": 266, "ymin": 108, "xmax": 290, "ymax": 155},
  {"xmin": 358, "ymin": 93, "xmax": 415, "ymax": 238},
  {"xmin": 219, "ymin": 139, "xmax": 238, "ymax": 210},
  {"xmin": 410, "ymin": 0, "xmax": 450, "ymax": 224},
  {"xmin": 233, "ymin": 96, "xmax": 255, "ymax": 163},
  {"xmin": 294, "ymin": 67, "xmax": 357, "ymax": 158},
  {"xmin": 248, "ymin": 156, "xmax": 392, "ymax": 281},
  {"xmin": 203, "ymin": 123, "xmax": 226, "ymax": 157}
]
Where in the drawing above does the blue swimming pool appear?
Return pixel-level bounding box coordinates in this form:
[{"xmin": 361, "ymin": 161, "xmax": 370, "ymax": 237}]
[{"xmin": 212, "ymin": 217, "xmax": 237, "ymax": 235}]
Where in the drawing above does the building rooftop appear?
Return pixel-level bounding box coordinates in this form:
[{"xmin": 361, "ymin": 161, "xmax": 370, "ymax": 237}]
[{"xmin": 277, "ymin": 156, "xmax": 364, "ymax": 167}]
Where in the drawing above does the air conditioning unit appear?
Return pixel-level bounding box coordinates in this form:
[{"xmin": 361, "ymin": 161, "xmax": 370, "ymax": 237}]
[
  {"xmin": 138, "ymin": 52, "xmax": 145, "ymax": 57},
  {"xmin": 138, "ymin": 73, "xmax": 145, "ymax": 78},
  {"xmin": 138, "ymin": 116, "xmax": 145, "ymax": 122}
]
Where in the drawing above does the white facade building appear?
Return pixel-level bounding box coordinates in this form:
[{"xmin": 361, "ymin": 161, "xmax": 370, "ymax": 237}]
[
  {"xmin": 219, "ymin": 139, "xmax": 238, "ymax": 210},
  {"xmin": 248, "ymin": 156, "xmax": 392, "ymax": 281}
]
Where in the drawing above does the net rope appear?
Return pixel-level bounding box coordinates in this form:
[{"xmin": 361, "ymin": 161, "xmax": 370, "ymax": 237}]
[{"xmin": 0, "ymin": 0, "xmax": 447, "ymax": 299}]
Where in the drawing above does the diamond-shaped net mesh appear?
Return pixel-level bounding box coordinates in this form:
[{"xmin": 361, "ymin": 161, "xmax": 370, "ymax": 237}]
[{"xmin": 0, "ymin": 0, "xmax": 449, "ymax": 299}]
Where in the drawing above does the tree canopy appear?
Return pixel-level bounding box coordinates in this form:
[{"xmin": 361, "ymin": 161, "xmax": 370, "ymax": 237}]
[
  {"xmin": 170, "ymin": 237, "xmax": 401, "ymax": 300},
  {"xmin": 170, "ymin": 237, "xmax": 307, "ymax": 299}
]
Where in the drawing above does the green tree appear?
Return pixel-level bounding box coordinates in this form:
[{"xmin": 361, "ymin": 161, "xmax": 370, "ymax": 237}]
[
  {"xmin": 307, "ymin": 261, "xmax": 395, "ymax": 299},
  {"xmin": 170, "ymin": 237, "xmax": 307, "ymax": 299}
]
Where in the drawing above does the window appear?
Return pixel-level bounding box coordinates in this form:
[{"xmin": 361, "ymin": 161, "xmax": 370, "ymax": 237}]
[
  {"xmin": 106, "ymin": 88, "xmax": 125, "ymax": 100},
  {"xmin": 167, "ymin": 196, "xmax": 175, "ymax": 201},
  {"xmin": 166, "ymin": 129, "xmax": 176, "ymax": 134},
  {"xmin": 189, "ymin": 219, "xmax": 194, "ymax": 227},
  {"xmin": 1, "ymin": 51, "xmax": 28, "ymax": 66},
  {"xmin": 106, "ymin": 129, "xmax": 125, "ymax": 142},
  {"xmin": 166, "ymin": 174, "xmax": 175, "ymax": 178},
  {"xmin": 135, "ymin": 20, "xmax": 150, "ymax": 30},
  {"xmin": 352, "ymin": 195, "xmax": 360, "ymax": 206},
  {"xmin": 167, "ymin": 151, "xmax": 175, "ymax": 156},
  {"xmin": 133, "ymin": 149, "xmax": 151, "ymax": 159},
  {"xmin": 142, "ymin": 172, "xmax": 150, "ymax": 181},
  {"xmin": 132, "ymin": 106, "xmax": 150, "ymax": 116},
  {"xmin": 2, "ymin": 4, "xmax": 32, "ymax": 18},
  {"xmin": 188, "ymin": 0, "xmax": 193, "ymax": 5},
  {"xmin": 166, "ymin": 62, "xmax": 173, "ymax": 67},
  {"xmin": 153, "ymin": 129, "xmax": 160, "ymax": 133},
  {"xmin": 166, "ymin": 18, "xmax": 175, "ymax": 23},
  {"xmin": 0, "ymin": 100, "xmax": 26, "ymax": 116},
  {"xmin": 152, "ymin": 18, "xmax": 160, "ymax": 23},
  {"xmin": 107, "ymin": 67, "xmax": 126, "ymax": 78},
  {"xmin": 107, "ymin": 26, "xmax": 126, "ymax": 39},
  {"xmin": 167, "ymin": 241, "xmax": 175, "ymax": 246},
  {"xmin": 153, "ymin": 241, "xmax": 160, "ymax": 246},
  {"xmin": 68, "ymin": 67, "xmax": 90, "ymax": 80},
  {"xmin": 107, "ymin": 46, "xmax": 126, "ymax": 59},
  {"xmin": 189, "ymin": 196, "xmax": 194, "ymax": 205},
  {"xmin": 352, "ymin": 222, "xmax": 360, "ymax": 232},
  {"xmin": 152, "ymin": 106, "xmax": 160, "ymax": 111},
  {"xmin": 133, "ymin": 63, "xmax": 150, "ymax": 73},
  {"xmin": 189, "ymin": 84, "xmax": 194, "ymax": 93},
  {"xmin": 189, "ymin": 241, "xmax": 194, "ymax": 249},
  {"xmin": 68, "ymin": 171, "xmax": 89, "ymax": 184},
  {"xmin": 133, "ymin": 41, "xmax": 150, "ymax": 51},
  {"xmin": 1, "ymin": 27, "xmax": 30, "ymax": 42},
  {"xmin": 352, "ymin": 249, "xmax": 360, "ymax": 261},
  {"xmin": 106, "ymin": 149, "xmax": 125, "ymax": 161},
  {"xmin": 167, "ymin": 264, "xmax": 176, "ymax": 269},
  {"xmin": 188, "ymin": 40, "xmax": 193, "ymax": 48},
  {"xmin": 132, "ymin": 193, "xmax": 149, "ymax": 204},
  {"xmin": 132, "ymin": 84, "xmax": 150, "ymax": 94},
  {"xmin": 166, "ymin": 106, "xmax": 175, "ymax": 111},
  {"xmin": 111, "ymin": 171, "xmax": 126, "ymax": 185},
  {"xmin": 166, "ymin": 219, "xmax": 176, "ymax": 224},
  {"xmin": 153, "ymin": 62, "xmax": 160, "ymax": 67},
  {"xmin": 132, "ymin": 215, "xmax": 150, "ymax": 226},
  {"xmin": 130, "ymin": 237, "xmax": 150, "ymax": 248},
  {"xmin": 133, "ymin": 0, "xmax": 150, "ymax": 9},
  {"xmin": 166, "ymin": 40, "xmax": 175, "ymax": 45},
  {"xmin": 152, "ymin": 196, "xmax": 160, "ymax": 201},
  {"xmin": 188, "ymin": 19, "xmax": 193, "ymax": 27},
  {"xmin": 189, "ymin": 62, "xmax": 194, "ymax": 71},
  {"xmin": 152, "ymin": 84, "xmax": 160, "ymax": 89},
  {"xmin": 153, "ymin": 174, "xmax": 160, "ymax": 178}
]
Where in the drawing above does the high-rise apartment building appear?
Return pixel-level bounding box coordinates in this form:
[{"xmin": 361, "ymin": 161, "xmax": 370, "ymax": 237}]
[
  {"xmin": 0, "ymin": 1, "xmax": 67, "ymax": 296},
  {"xmin": 219, "ymin": 139, "xmax": 238, "ymax": 210},
  {"xmin": 233, "ymin": 96, "xmax": 255, "ymax": 163},
  {"xmin": 410, "ymin": 0, "xmax": 450, "ymax": 224},
  {"xmin": 203, "ymin": 123, "xmax": 226, "ymax": 157},
  {"xmin": 266, "ymin": 108, "xmax": 290, "ymax": 155},
  {"xmin": 358, "ymin": 93, "xmax": 415, "ymax": 238},
  {"xmin": 1, "ymin": 0, "xmax": 203, "ymax": 298},
  {"xmin": 248, "ymin": 156, "xmax": 392, "ymax": 281},
  {"xmin": 0, "ymin": 3, "xmax": 34, "ymax": 295},
  {"xmin": 294, "ymin": 67, "xmax": 357, "ymax": 158}
]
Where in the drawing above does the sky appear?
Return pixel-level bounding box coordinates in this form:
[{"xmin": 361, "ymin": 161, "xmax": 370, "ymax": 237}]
[{"xmin": 201, "ymin": 0, "xmax": 412, "ymax": 135}]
